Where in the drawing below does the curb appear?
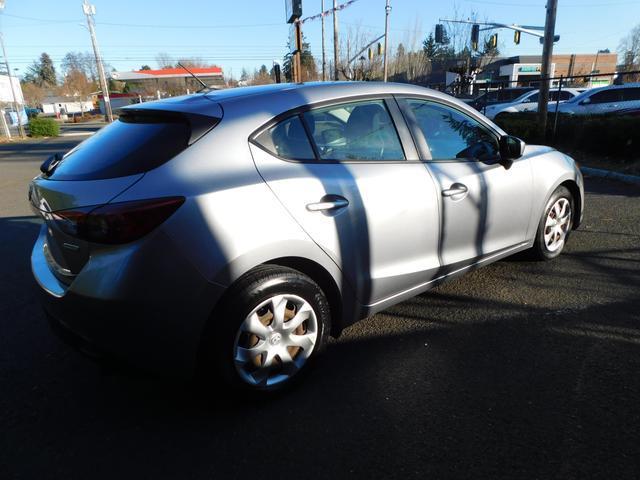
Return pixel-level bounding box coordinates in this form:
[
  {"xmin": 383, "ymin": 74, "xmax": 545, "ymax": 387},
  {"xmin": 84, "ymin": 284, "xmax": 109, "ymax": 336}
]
[{"xmin": 580, "ymin": 166, "xmax": 640, "ymax": 187}]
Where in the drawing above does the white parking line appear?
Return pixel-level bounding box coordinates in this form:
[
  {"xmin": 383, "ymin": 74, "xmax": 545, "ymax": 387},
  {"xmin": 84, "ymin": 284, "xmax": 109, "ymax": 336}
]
[{"xmin": 59, "ymin": 132, "xmax": 95, "ymax": 137}]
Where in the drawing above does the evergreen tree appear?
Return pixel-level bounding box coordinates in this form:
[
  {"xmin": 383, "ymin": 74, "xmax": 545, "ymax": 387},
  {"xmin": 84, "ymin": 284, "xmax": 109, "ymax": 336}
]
[
  {"xmin": 24, "ymin": 52, "xmax": 57, "ymax": 87},
  {"xmin": 283, "ymin": 37, "xmax": 317, "ymax": 82}
]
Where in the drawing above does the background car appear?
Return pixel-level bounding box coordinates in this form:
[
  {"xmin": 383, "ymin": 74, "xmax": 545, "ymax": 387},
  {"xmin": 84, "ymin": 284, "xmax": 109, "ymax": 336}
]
[
  {"xmin": 30, "ymin": 82, "xmax": 584, "ymax": 393},
  {"xmin": 484, "ymin": 88, "xmax": 584, "ymax": 119},
  {"xmin": 555, "ymin": 82, "xmax": 640, "ymax": 115},
  {"xmin": 467, "ymin": 87, "xmax": 535, "ymax": 112}
]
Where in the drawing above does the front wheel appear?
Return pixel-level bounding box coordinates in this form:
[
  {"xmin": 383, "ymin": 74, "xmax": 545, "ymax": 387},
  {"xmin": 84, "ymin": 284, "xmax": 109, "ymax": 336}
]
[
  {"xmin": 531, "ymin": 186, "xmax": 574, "ymax": 260},
  {"xmin": 201, "ymin": 265, "xmax": 331, "ymax": 393}
]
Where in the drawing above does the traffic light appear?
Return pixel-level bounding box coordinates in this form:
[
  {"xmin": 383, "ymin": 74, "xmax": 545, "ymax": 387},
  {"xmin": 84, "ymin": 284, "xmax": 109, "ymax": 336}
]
[
  {"xmin": 377, "ymin": 42, "xmax": 383, "ymax": 55},
  {"xmin": 368, "ymin": 48, "xmax": 373, "ymax": 60},
  {"xmin": 435, "ymin": 24, "xmax": 444, "ymax": 44},
  {"xmin": 489, "ymin": 33, "xmax": 498, "ymax": 49},
  {"xmin": 514, "ymin": 30, "xmax": 521, "ymax": 45},
  {"xmin": 471, "ymin": 24, "xmax": 480, "ymax": 51}
]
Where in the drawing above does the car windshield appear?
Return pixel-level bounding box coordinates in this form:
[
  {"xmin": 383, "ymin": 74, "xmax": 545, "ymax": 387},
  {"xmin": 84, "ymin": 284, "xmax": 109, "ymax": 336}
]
[
  {"xmin": 512, "ymin": 90, "xmax": 538, "ymax": 103},
  {"xmin": 564, "ymin": 88, "xmax": 597, "ymax": 104}
]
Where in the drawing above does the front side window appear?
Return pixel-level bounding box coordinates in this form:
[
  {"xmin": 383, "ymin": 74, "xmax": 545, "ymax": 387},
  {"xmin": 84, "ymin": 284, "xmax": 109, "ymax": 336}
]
[
  {"xmin": 589, "ymin": 90, "xmax": 620, "ymax": 104},
  {"xmin": 254, "ymin": 115, "xmax": 315, "ymax": 160},
  {"xmin": 406, "ymin": 100, "xmax": 499, "ymax": 161},
  {"xmin": 302, "ymin": 100, "xmax": 405, "ymax": 161},
  {"xmin": 558, "ymin": 90, "xmax": 573, "ymax": 100}
]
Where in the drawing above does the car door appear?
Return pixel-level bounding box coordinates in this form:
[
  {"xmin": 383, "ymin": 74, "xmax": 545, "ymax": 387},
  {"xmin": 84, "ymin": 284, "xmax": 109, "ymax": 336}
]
[
  {"xmin": 515, "ymin": 91, "xmax": 538, "ymax": 112},
  {"xmin": 398, "ymin": 97, "xmax": 533, "ymax": 269},
  {"xmin": 619, "ymin": 86, "xmax": 640, "ymax": 112},
  {"xmin": 249, "ymin": 97, "xmax": 441, "ymax": 306},
  {"xmin": 581, "ymin": 89, "xmax": 621, "ymax": 114}
]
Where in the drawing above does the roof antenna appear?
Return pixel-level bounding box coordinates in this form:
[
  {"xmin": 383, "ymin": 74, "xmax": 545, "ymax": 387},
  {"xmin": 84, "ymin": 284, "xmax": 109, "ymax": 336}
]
[{"xmin": 177, "ymin": 62, "xmax": 208, "ymax": 91}]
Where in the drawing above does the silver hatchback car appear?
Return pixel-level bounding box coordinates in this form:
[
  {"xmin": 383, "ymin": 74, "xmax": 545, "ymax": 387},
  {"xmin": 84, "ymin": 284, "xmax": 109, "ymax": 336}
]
[{"xmin": 30, "ymin": 82, "xmax": 584, "ymax": 392}]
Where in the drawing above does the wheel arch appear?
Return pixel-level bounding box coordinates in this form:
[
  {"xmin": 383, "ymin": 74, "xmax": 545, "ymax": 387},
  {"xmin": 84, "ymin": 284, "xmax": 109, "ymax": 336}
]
[
  {"xmin": 265, "ymin": 256, "xmax": 344, "ymax": 337},
  {"xmin": 559, "ymin": 179, "xmax": 582, "ymax": 229}
]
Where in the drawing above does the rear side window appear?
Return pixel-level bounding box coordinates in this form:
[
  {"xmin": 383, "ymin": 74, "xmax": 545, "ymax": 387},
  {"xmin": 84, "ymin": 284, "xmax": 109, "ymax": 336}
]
[
  {"xmin": 621, "ymin": 87, "xmax": 640, "ymax": 101},
  {"xmin": 254, "ymin": 115, "xmax": 315, "ymax": 160},
  {"xmin": 49, "ymin": 112, "xmax": 212, "ymax": 181},
  {"xmin": 303, "ymin": 100, "xmax": 405, "ymax": 161}
]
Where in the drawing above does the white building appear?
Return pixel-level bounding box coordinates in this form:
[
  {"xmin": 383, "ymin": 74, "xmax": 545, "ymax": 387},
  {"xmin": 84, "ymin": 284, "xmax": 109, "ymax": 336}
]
[
  {"xmin": 41, "ymin": 96, "xmax": 94, "ymax": 116},
  {"xmin": 0, "ymin": 74, "xmax": 24, "ymax": 104}
]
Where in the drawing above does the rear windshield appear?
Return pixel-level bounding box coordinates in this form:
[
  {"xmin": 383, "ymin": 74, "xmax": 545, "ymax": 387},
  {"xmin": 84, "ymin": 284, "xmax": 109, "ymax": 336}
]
[{"xmin": 48, "ymin": 113, "xmax": 194, "ymax": 181}]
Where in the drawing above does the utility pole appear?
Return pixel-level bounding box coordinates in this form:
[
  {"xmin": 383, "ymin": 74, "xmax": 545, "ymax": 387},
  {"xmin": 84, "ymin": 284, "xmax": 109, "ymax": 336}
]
[
  {"xmin": 0, "ymin": 33, "xmax": 24, "ymax": 138},
  {"xmin": 383, "ymin": 0, "xmax": 391, "ymax": 82},
  {"xmin": 537, "ymin": 0, "xmax": 558, "ymax": 138},
  {"xmin": 0, "ymin": 1, "xmax": 25, "ymax": 138},
  {"xmin": 293, "ymin": 20, "xmax": 303, "ymax": 83},
  {"xmin": 82, "ymin": 0, "xmax": 113, "ymax": 123},
  {"xmin": 321, "ymin": 0, "xmax": 327, "ymax": 81},
  {"xmin": 333, "ymin": 0, "xmax": 339, "ymax": 80}
]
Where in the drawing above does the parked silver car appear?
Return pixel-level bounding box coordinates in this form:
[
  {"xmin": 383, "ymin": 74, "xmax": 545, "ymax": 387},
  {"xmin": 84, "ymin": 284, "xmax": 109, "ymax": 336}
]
[
  {"xmin": 30, "ymin": 82, "xmax": 584, "ymax": 392},
  {"xmin": 483, "ymin": 88, "xmax": 584, "ymax": 119},
  {"xmin": 555, "ymin": 82, "xmax": 640, "ymax": 115}
]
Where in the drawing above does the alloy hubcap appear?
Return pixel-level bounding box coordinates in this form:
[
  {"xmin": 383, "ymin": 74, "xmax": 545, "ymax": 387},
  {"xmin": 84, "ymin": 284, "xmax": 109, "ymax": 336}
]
[
  {"xmin": 544, "ymin": 197, "xmax": 571, "ymax": 252},
  {"xmin": 233, "ymin": 294, "xmax": 318, "ymax": 388}
]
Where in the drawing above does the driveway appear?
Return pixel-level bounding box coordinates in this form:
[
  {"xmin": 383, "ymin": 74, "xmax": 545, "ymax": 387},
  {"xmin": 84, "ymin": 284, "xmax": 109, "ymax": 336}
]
[{"xmin": 1, "ymin": 137, "xmax": 639, "ymax": 479}]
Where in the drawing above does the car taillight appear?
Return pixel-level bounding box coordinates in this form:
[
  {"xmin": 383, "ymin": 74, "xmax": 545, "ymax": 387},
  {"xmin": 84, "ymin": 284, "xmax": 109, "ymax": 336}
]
[{"xmin": 51, "ymin": 197, "xmax": 185, "ymax": 244}]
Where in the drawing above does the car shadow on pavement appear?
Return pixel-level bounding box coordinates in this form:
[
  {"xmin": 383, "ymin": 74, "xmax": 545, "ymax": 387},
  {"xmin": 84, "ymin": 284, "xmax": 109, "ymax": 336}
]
[{"xmin": 2, "ymin": 212, "xmax": 640, "ymax": 479}]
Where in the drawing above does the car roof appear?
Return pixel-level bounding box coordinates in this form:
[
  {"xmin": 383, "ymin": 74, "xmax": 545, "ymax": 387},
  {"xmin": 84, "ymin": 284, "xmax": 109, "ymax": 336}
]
[
  {"xmin": 203, "ymin": 81, "xmax": 456, "ymax": 105},
  {"xmin": 577, "ymin": 82, "xmax": 640, "ymax": 98}
]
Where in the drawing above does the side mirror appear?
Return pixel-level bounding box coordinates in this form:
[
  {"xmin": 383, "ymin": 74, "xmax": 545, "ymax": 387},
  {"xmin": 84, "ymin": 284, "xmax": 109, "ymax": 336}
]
[
  {"xmin": 40, "ymin": 152, "xmax": 64, "ymax": 175},
  {"xmin": 499, "ymin": 135, "xmax": 525, "ymax": 164},
  {"xmin": 580, "ymin": 97, "xmax": 591, "ymax": 105}
]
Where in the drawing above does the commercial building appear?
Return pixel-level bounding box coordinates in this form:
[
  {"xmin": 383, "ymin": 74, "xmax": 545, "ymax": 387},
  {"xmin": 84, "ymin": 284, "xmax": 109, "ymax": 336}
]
[
  {"xmin": 110, "ymin": 67, "xmax": 225, "ymax": 96},
  {"xmin": 477, "ymin": 52, "xmax": 618, "ymax": 87}
]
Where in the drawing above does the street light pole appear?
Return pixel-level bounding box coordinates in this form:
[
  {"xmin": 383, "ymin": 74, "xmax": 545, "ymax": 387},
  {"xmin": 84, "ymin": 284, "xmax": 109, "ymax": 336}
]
[
  {"xmin": 537, "ymin": 0, "xmax": 558, "ymax": 138},
  {"xmin": 383, "ymin": 0, "xmax": 391, "ymax": 82},
  {"xmin": 0, "ymin": 1, "xmax": 26, "ymax": 138},
  {"xmin": 82, "ymin": 0, "xmax": 113, "ymax": 123}
]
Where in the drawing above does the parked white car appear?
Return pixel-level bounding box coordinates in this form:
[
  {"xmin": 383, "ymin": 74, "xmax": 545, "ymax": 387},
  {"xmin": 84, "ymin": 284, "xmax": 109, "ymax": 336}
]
[
  {"xmin": 482, "ymin": 88, "xmax": 584, "ymax": 119},
  {"xmin": 555, "ymin": 83, "xmax": 640, "ymax": 115}
]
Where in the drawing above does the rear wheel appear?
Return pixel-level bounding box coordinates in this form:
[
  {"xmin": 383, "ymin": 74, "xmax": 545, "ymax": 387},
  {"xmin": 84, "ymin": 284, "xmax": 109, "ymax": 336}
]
[
  {"xmin": 201, "ymin": 265, "xmax": 331, "ymax": 393},
  {"xmin": 531, "ymin": 186, "xmax": 574, "ymax": 260}
]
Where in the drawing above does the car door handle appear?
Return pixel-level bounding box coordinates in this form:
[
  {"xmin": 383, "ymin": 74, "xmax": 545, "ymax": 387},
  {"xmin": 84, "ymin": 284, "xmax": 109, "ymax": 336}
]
[
  {"xmin": 442, "ymin": 184, "xmax": 468, "ymax": 197},
  {"xmin": 306, "ymin": 196, "xmax": 349, "ymax": 212}
]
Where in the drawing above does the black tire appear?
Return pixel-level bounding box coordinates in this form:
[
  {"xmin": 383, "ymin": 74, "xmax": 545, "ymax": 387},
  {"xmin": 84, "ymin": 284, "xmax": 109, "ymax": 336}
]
[
  {"xmin": 199, "ymin": 265, "xmax": 331, "ymax": 394},
  {"xmin": 531, "ymin": 185, "xmax": 574, "ymax": 261}
]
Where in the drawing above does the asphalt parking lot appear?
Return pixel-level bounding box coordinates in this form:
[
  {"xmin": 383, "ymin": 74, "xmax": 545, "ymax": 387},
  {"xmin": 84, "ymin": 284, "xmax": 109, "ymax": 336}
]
[{"xmin": 1, "ymin": 133, "xmax": 639, "ymax": 479}]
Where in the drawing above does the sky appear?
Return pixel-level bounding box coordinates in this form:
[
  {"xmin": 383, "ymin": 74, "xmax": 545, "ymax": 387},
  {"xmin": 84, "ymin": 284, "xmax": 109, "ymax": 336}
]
[{"xmin": 1, "ymin": 0, "xmax": 639, "ymax": 80}]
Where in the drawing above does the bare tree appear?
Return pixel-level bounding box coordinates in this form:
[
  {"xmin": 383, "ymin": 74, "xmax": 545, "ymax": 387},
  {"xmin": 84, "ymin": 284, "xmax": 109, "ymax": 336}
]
[
  {"xmin": 175, "ymin": 57, "xmax": 210, "ymax": 68},
  {"xmin": 20, "ymin": 82, "xmax": 46, "ymax": 107},
  {"xmin": 155, "ymin": 52, "xmax": 174, "ymax": 69},
  {"xmin": 619, "ymin": 23, "xmax": 640, "ymax": 77},
  {"xmin": 60, "ymin": 69, "xmax": 92, "ymax": 97}
]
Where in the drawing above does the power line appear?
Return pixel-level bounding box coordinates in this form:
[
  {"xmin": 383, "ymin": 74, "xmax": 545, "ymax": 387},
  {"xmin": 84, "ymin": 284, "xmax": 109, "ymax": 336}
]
[{"xmin": 462, "ymin": 0, "xmax": 640, "ymax": 7}]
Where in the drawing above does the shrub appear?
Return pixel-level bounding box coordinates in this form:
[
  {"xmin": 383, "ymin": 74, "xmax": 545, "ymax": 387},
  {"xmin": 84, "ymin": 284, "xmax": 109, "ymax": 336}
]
[
  {"xmin": 494, "ymin": 112, "xmax": 640, "ymax": 159},
  {"xmin": 28, "ymin": 117, "xmax": 60, "ymax": 137}
]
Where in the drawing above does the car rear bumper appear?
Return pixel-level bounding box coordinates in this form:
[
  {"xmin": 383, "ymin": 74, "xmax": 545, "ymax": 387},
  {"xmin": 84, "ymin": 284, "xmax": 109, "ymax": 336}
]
[{"xmin": 32, "ymin": 224, "xmax": 227, "ymax": 378}]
